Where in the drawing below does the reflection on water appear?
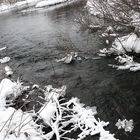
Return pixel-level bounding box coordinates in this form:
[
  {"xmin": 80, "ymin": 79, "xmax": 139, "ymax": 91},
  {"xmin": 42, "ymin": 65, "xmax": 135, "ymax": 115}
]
[{"xmin": 0, "ymin": 1, "xmax": 140, "ymax": 139}]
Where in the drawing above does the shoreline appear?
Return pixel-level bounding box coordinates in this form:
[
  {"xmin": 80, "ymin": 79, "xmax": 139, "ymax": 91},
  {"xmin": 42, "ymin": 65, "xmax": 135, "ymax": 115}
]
[{"xmin": 0, "ymin": 0, "xmax": 76, "ymax": 14}]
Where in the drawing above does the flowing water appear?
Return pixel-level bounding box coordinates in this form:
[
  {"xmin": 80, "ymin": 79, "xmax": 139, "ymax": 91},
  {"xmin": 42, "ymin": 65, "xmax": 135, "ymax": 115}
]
[{"xmin": 0, "ymin": 1, "xmax": 140, "ymax": 139}]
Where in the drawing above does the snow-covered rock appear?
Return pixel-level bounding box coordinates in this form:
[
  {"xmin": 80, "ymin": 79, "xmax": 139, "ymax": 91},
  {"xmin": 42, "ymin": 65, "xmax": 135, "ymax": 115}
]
[
  {"xmin": 0, "ymin": 57, "xmax": 10, "ymax": 63},
  {"xmin": 5, "ymin": 66, "xmax": 13, "ymax": 76},
  {"xmin": 0, "ymin": 78, "xmax": 21, "ymax": 101},
  {"xmin": 112, "ymin": 33, "xmax": 140, "ymax": 54},
  {"xmin": 56, "ymin": 52, "xmax": 78, "ymax": 64}
]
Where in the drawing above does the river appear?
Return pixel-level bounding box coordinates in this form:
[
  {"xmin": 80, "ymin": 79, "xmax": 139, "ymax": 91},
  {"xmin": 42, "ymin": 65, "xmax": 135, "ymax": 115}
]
[{"xmin": 0, "ymin": 0, "xmax": 140, "ymax": 140}]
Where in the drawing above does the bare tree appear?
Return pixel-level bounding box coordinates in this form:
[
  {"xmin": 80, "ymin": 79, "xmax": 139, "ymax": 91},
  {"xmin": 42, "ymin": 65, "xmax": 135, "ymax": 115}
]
[{"xmin": 79, "ymin": 0, "xmax": 140, "ymax": 38}]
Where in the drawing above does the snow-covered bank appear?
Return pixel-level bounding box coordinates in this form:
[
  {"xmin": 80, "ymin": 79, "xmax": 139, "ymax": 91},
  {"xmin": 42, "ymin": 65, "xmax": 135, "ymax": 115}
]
[
  {"xmin": 0, "ymin": 0, "xmax": 36, "ymax": 13},
  {"xmin": 0, "ymin": 0, "xmax": 74, "ymax": 13},
  {"xmin": 98, "ymin": 33, "xmax": 140, "ymax": 55},
  {"xmin": 0, "ymin": 4, "xmax": 12, "ymax": 13},
  {"xmin": 0, "ymin": 78, "xmax": 119, "ymax": 140},
  {"xmin": 98, "ymin": 33, "xmax": 140, "ymax": 71}
]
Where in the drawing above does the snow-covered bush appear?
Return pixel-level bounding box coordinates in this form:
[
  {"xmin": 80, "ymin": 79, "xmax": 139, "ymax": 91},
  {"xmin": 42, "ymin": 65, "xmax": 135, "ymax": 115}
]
[
  {"xmin": 0, "ymin": 78, "xmax": 118, "ymax": 140},
  {"xmin": 86, "ymin": 0, "xmax": 140, "ymax": 35}
]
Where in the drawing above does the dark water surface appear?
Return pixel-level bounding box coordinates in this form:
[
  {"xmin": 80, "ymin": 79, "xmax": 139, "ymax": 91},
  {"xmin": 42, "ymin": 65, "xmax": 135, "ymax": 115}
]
[{"xmin": 0, "ymin": 1, "xmax": 140, "ymax": 140}]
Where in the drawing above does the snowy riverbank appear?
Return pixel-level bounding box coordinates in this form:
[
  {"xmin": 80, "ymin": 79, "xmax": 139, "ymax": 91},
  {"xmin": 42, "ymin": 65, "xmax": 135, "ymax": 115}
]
[{"xmin": 0, "ymin": 0, "xmax": 73, "ymax": 13}]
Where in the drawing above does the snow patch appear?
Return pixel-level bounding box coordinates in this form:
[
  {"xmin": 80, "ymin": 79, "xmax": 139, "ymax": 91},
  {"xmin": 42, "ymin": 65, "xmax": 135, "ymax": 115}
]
[
  {"xmin": 116, "ymin": 119, "xmax": 134, "ymax": 132},
  {"xmin": 0, "ymin": 47, "xmax": 7, "ymax": 51},
  {"xmin": 56, "ymin": 52, "xmax": 78, "ymax": 64},
  {"xmin": 36, "ymin": 0, "xmax": 68, "ymax": 8},
  {"xmin": 5, "ymin": 66, "xmax": 13, "ymax": 76},
  {"xmin": 109, "ymin": 55, "xmax": 140, "ymax": 71},
  {"xmin": 0, "ymin": 57, "xmax": 10, "ymax": 63},
  {"xmin": 99, "ymin": 33, "xmax": 140, "ymax": 71},
  {"xmin": 112, "ymin": 33, "xmax": 140, "ymax": 54}
]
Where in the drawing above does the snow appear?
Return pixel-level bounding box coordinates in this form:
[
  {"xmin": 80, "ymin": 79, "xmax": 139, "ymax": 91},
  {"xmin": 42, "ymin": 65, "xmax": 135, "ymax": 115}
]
[
  {"xmin": 98, "ymin": 33, "xmax": 140, "ymax": 71},
  {"xmin": 0, "ymin": 57, "xmax": 10, "ymax": 63},
  {"xmin": 0, "ymin": 77, "xmax": 119, "ymax": 140},
  {"xmin": 116, "ymin": 119, "xmax": 134, "ymax": 132},
  {"xmin": 86, "ymin": 0, "xmax": 102, "ymax": 17},
  {"xmin": 0, "ymin": 4, "xmax": 10, "ymax": 12},
  {"xmin": 0, "ymin": 47, "xmax": 7, "ymax": 51},
  {"xmin": 0, "ymin": 2, "xmax": 25, "ymax": 13},
  {"xmin": 0, "ymin": 78, "xmax": 118, "ymax": 140},
  {"xmin": 106, "ymin": 40, "xmax": 109, "ymax": 44},
  {"xmin": 36, "ymin": 0, "xmax": 68, "ymax": 8},
  {"xmin": 0, "ymin": 78, "xmax": 43, "ymax": 140},
  {"xmin": 0, "ymin": 78, "xmax": 22, "ymax": 109},
  {"xmin": 0, "ymin": 78, "xmax": 42, "ymax": 140},
  {"xmin": 56, "ymin": 52, "xmax": 81, "ymax": 64},
  {"xmin": 39, "ymin": 101, "xmax": 57, "ymax": 125},
  {"xmin": 111, "ymin": 33, "xmax": 140, "ymax": 54},
  {"xmin": 32, "ymin": 84, "xmax": 39, "ymax": 89},
  {"xmin": 15, "ymin": 1, "xmax": 27, "ymax": 7},
  {"xmin": 106, "ymin": 26, "xmax": 114, "ymax": 33},
  {"xmin": 56, "ymin": 53, "xmax": 73, "ymax": 64},
  {"xmin": 131, "ymin": 12, "xmax": 140, "ymax": 27},
  {"xmin": 0, "ymin": 0, "xmax": 74, "ymax": 13},
  {"xmin": 60, "ymin": 97, "xmax": 118, "ymax": 140},
  {"xmin": 5, "ymin": 66, "xmax": 13, "ymax": 76},
  {"xmin": 108, "ymin": 55, "xmax": 140, "ymax": 71},
  {"xmin": 44, "ymin": 85, "xmax": 66, "ymax": 100},
  {"xmin": 0, "ymin": 78, "xmax": 21, "ymax": 100},
  {"xmin": 0, "ymin": 108, "xmax": 42, "ymax": 140},
  {"xmin": 86, "ymin": 0, "xmax": 116, "ymax": 19},
  {"xmin": 56, "ymin": 52, "xmax": 75, "ymax": 64},
  {"xmin": 0, "ymin": 36, "xmax": 119, "ymax": 140}
]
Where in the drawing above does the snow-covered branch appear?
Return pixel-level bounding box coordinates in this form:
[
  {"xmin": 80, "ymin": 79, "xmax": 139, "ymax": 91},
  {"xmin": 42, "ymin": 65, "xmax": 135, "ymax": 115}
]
[{"xmin": 0, "ymin": 77, "xmax": 118, "ymax": 140}]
